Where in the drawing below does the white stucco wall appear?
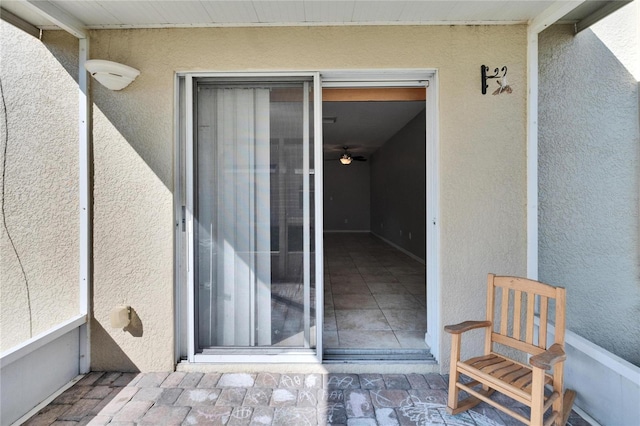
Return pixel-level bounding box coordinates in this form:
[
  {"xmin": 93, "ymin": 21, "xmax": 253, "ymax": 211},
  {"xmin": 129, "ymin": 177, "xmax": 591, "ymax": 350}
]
[
  {"xmin": 591, "ymin": 0, "xmax": 640, "ymax": 81},
  {"xmin": 87, "ymin": 24, "xmax": 527, "ymax": 372},
  {"xmin": 539, "ymin": 14, "xmax": 640, "ymax": 366},
  {"xmin": 0, "ymin": 22, "xmax": 79, "ymax": 352}
]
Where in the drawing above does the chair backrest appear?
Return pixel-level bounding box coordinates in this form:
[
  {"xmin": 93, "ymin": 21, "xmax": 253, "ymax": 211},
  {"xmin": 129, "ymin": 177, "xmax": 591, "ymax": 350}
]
[{"xmin": 485, "ymin": 274, "xmax": 566, "ymax": 357}]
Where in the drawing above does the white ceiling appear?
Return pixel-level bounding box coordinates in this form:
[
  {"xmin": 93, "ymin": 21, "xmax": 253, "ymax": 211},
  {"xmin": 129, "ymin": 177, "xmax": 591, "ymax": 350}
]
[
  {"xmin": 323, "ymin": 101, "xmax": 425, "ymax": 156},
  {"xmin": 1, "ymin": 1, "xmax": 629, "ymax": 31}
]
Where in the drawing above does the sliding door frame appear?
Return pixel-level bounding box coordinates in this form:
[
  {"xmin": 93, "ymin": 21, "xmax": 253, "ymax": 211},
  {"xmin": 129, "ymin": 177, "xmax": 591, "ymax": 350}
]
[
  {"xmin": 175, "ymin": 69, "xmax": 440, "ymax": 364},
  {"xmin": 177, "ymin": 72, "xmax": 323, "ymax": 364}
]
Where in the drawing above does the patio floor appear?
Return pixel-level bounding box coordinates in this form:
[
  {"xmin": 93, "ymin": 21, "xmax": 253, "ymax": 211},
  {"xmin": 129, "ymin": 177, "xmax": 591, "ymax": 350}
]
[{"xmin": 22, "ymin": 371, "xmax": 591, "ymax": 425}]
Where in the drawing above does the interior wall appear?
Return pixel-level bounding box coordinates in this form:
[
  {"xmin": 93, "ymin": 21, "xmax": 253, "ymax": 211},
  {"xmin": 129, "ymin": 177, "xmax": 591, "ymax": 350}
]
[
  {"xmin": 0, "ymin": 22, "xmax": 79, "ymax": 351},
  {"xmin": 323, "ymin": 160, "xmax": 370, "ymax": 231},
  {"xmin": 370, "ymin": 109, "xmax": 426, "ymax": 261},
  {"xmin": 539, "ymin": 21, "xmax": 640, "ymax": 367},
  {"xmin": 88, "ymin": 24, "xmax": 528, "ymax": 372}
]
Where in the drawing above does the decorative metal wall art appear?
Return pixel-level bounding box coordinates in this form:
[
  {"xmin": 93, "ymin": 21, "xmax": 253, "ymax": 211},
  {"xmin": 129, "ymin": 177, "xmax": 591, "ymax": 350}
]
[{"xmin": 481, "ymin": 65, "xmax": 512, "ymax": 95}]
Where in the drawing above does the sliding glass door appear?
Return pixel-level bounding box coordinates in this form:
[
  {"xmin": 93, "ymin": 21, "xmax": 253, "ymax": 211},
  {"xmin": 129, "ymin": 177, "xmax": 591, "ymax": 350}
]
[{"xmin": 185, "ymin": 74, "xmax": 322, "ymax": 360}]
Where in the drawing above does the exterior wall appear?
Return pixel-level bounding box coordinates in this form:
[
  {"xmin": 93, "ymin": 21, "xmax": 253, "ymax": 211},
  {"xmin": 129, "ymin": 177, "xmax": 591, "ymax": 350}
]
[
  {"xmin": 0, "ymin": 22, "xmax": 79, "ymax": 352},
  {"xmin": 324, "ymin": 160, "xmax": 371, "ymax": 231},
  {"xmin": 371, "ymin": 109, "xmax": 426, "ymax": 261},
  {"xmin": 90, "ymin": 24, "xmax": 528, "ymax": 372},
  {"xmin": 538, "ymin": 12, "xmax": 640, "ymax": 366},
  {"xmin": 591, "ymin": 1, "xmax": 640, "ymax": 81}
]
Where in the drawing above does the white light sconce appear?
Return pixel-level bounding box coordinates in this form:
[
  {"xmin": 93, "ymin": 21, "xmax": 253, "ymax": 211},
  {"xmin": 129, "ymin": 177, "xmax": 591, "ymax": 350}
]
[
  {"xmin": 110, "ymin": 305, "xmax": 131, "ymax": 329},
  {"xmin": 84, "ymin": 59, "xmax": 140, "ymax": 91}
]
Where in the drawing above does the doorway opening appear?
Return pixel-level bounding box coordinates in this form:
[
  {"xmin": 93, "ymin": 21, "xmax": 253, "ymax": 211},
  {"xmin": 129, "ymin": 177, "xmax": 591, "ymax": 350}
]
[{"xmin": 321, "ymin": 87, "xmax": 431, "ymax": 361}]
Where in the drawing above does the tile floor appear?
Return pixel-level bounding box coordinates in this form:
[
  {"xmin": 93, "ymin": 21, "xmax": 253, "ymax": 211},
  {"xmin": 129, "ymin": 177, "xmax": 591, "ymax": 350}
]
[
  {"xmin": 323, "ymin": 233, "xmax": 427, "ymax": 350},
  {"xmin": 23, "ymin": 371, "xmax": 592, "ymax": 425},
  {"xmin": 202, "ymin": 232, "xmax": 426, "ymax": 350}
]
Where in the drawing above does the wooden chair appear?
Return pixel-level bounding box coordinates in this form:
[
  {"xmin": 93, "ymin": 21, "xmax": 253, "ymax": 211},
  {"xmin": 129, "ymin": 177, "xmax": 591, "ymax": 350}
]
[{"xmin": 444, "ymin": 274, "xmax": 576, "ymax": 426}]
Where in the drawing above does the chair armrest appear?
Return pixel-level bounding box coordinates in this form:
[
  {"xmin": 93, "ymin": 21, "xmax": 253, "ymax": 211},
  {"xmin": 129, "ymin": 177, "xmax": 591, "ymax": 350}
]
[
  {"xmin": 444, "ymin": 320, "xmax": 492, "ymax": 334},
  {"xmin": 529, "ymin": 343, "xmax": 566, "ymax": 370}
]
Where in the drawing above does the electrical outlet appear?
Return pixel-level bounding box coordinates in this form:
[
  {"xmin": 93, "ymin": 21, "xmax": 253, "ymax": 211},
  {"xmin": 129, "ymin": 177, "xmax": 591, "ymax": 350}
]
[{"xmin": 409, "ymin": 232, "xmax": 412, "ymax": 240}]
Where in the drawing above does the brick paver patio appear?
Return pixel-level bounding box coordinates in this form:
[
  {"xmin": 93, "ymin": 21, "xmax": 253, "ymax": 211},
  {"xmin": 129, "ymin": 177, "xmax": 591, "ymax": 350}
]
[{"xmin": 23, "ymin": 371, "xmax": 591, "ymax": 425}]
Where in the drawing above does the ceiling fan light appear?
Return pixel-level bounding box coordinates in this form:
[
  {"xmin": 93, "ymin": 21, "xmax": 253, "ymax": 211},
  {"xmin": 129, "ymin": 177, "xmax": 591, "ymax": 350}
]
[{"xmin": 340, "ymin": 154, "xmax": 352, "ymax": 165}]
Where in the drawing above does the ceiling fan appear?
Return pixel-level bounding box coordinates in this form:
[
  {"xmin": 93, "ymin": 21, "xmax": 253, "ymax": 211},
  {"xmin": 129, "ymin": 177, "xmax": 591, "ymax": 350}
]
[{"xmin": 325, "ymin": 146, "xmax": 367, "ymax": 165}]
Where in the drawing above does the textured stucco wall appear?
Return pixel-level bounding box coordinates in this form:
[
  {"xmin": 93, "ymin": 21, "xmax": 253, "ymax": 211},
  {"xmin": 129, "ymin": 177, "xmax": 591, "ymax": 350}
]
[
  {"xmin": 539, "ymin": 21, "xmax": 640, "ymax": 366},
  {"xmin": 89, "ymin": 25, "xmax": 527, "ymax": 372},
  {"xmin": 0, "ymin": 22, "xmax": 79, "ymax": 351},
  {"xmin": 591, "ymin": 1, "xmax": 640, "ymax": 81},
  {"xmin": 371, "ymin": 109, "xmax": 426, "ymax": 261}
]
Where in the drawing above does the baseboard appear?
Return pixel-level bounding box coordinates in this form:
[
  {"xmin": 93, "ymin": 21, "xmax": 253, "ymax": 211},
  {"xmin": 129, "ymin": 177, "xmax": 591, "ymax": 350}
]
[
  {"xmin": 370, "ymin": 232, "xmax": 426, "ymax": 265},
  {"xmin": 570, "ymin": 405, "xmax": 602, "ymax": 426},
  {"xmin": 323, "ymin": 230, "xmax": 370, "ymax": 233}
]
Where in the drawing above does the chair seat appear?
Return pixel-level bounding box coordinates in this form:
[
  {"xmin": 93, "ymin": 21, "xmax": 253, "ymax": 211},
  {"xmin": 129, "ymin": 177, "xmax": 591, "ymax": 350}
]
[{"xmin": 457, "ymin": 353, "xmax": 553, "ymax": 404}]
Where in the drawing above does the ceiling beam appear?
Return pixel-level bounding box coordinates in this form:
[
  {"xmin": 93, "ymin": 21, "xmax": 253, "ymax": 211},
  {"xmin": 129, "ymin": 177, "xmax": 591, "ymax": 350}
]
[
  {"xmin": 575, "ymin": 1, "xmax": 633, "ymax": 33},
  {"xmin": 20, "ymin": 0, "xmax": 86, "ymax": 38},
  {"xmin": 1, "ymin": 7, "xmax": 40, "ymax": 38},
  {"xmin": 529, "ymin": 0, "xmax": 587, "ymax": 34},
  {"xmin": 525, "ymin": 0, "xmax": 586, "ymax": 281}
]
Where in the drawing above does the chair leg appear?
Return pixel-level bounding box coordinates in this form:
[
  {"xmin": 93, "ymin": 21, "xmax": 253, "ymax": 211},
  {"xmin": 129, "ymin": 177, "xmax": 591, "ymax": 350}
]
[
  {"xmin": 447, "ymin": 374, "xmax": 461, "ymax": 413},
  {"xmin": 447, "ymin": 335, "xmax": 462, "ymax": 412},
  {"xmin": 553, "ymin": 364, "xmax": 568, "ymax": 426},
  {"xmin": 530, "ymin": 367, "xmax": 545, "ymax": 426},
  {"xmin": 552, "ymin": 390, "xmax": 564, "ymax": 426}
]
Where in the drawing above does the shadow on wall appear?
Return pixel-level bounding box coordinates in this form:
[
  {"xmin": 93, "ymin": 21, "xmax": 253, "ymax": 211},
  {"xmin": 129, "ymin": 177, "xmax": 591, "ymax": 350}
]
[
  {"xmin": 43, "ymin": 29, "xmax": 171, "ymax": 190},
  {"xmin": 538, "ymin": 24, "xmax": 640, "ymax": 367},
  {"xmin": 91, "ymin": 320, "xmax": 141, "ymax": 372},
  {"xmin": 124, "ymin": 307, "xmax": 144, "ymax": 338},
  {"xmin": 42, "ymin": 30, "xmax": 80, "ymax": 84},
  {"xmin": 40, "ymin": 28, "xmax": 174, "ymax": 371}
]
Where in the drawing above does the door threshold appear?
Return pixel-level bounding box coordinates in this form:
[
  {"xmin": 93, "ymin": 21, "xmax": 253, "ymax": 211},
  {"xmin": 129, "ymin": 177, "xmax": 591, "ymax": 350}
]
[
  {"xmin": 323, "ymin": 348, "xmax": 435, "ymax": 362},
  {"xmin": 177, "ymin": 360, "xmax": 440, "ymax": 374}
]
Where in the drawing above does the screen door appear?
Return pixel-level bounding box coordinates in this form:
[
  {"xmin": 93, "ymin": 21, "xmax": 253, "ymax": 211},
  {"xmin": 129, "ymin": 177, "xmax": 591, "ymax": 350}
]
[{"xmin": 186, "ymin": 75, "xmax": 322, "ymax": 359}]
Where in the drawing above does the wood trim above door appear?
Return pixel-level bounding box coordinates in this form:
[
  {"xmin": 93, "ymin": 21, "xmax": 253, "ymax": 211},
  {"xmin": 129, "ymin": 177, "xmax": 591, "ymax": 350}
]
[
  {"xmin": 323, "ymin": 88, "xmax": 426, "ymax": 102},
  {"xmin": 271, "ymin": 87, "xmax": 426, "ymax": 102}
]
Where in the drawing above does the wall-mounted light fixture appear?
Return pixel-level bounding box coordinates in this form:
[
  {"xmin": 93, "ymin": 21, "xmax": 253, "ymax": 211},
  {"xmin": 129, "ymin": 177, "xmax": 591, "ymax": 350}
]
[
  {"xmin": 110, "ymin": 305, "xmax": 131, "ymax": 329},
  {"xmin": 85, "ymin": 59, "xmax": 140, "ymax": 91},
  {"xmin": 481, "ymin": 65, "xmax": 511, "ymax": 95}
]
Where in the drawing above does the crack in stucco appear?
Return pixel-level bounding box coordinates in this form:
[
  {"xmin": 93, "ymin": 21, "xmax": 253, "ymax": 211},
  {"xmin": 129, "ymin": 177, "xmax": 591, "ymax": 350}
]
[{"xmin": 0, "ymin": 76, "xmax": 33, "ymax": 338}]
